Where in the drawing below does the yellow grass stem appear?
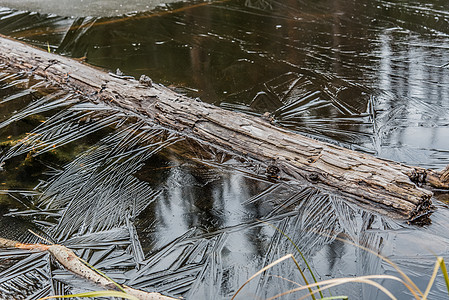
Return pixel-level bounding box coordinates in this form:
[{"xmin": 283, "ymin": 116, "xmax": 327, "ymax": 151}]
[
  {"xmin": 232, "ymin": 254, "xmax": 294, "ymax": 300},
  {"xmin": 267, "ymin": 274, "xmax": 303, "ymax": 287},
  {"xmin": 78, "ymin": 256, "xmax": 127, "ymax": 293},
  {"xmin": 28, "ymin": 229, "xmax": 126, "ymax": 294},
  {"xmin": 423, "ymin": 256, "xmax": 449, "ymax": 299},
  {"xmin": 332, "ymin": 236, "xmax": 423, "ymax": 299},
  {"xmin": 267, "ymin": 275, "xmax": 402, "ymax": 300},
  {"xmin": 258, "ymin": 219, "xmax": 323, "ymax": 299},
  {"xmin": 296, "ymin": 278, "xmax": 397, "ymax": 300},
  {"xmin": 28, "ymin": 229, "xmax": 53, "ymax": 244},
  {"xmin": 38, "ymin": 290, "xmax": 139, "ymax": 300}
]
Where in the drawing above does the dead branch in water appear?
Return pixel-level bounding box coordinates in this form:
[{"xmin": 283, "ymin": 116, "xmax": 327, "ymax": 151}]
[{"xmin": 0, "ymin": 237, "xmax": 178, "ymax": 300}]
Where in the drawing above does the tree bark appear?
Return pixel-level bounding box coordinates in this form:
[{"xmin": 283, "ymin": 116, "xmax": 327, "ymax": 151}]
[{"xmin": 0, "ymin": 34, "xmax": 447, "ymax": 220}]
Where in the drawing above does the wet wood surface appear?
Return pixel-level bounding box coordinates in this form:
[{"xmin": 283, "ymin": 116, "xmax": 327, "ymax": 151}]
[{"xmin": 0, "ymin": 34, "xmax": 447, "ymax": 219}]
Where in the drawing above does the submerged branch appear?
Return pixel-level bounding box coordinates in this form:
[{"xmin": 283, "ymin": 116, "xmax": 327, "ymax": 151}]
[{"xmin": 0, "ymin": 237, "xmax": 178, "ymax": 300}]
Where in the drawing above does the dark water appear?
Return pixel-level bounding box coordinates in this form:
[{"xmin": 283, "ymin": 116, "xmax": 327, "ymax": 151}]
[{"xmin": 0, "ymin": 0, "xmax": 449, "ymax": 299}]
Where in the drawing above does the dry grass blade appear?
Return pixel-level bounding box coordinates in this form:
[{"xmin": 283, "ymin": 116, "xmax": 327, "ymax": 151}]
[
  {"xmin": 231, "ymin": 254, "xmax": 294, "ymax": 300},
  {"xmin": 38, "ymin": 290, "xmax": 140, "ymax": 300},
  {"xmin": 267, "ymin": 274, "xmax": 303, "ymax": 287},
  {"xmin": 423, "ymin": 256, "xmax": 449, "ymax": 299},
  {"xmin": 296, "ymin": 278, "xmax": 397, "ymax": 300},
  {"xmin": 258, "ymin": 219, "xmax": 322, "ymax": 299},
  {"xmin": 267, "ymin": 275, "xmax": 403, "ymax": 300},
  {"xmin": 28, "ymin": 229, "xmax": 53, "ymax": 244},
  {"xmin": 331, "ymin": 235, "xmax": 423, "ymax": 299}
]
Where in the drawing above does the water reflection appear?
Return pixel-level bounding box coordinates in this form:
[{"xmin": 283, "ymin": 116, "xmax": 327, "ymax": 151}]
[{"xmin": 376, "ymin": 28, "xmax": 449, "ymax": 167}]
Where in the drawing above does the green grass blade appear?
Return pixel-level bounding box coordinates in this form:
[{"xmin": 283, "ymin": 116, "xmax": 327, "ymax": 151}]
[
  {"xmin": 320, "ymin": 297, "xmax": 348, "ymax": 300},
  {"xmin": 290, "ymin": 255, "xmax": 318, "ymax": 300},
  {"xmin": 259, "ymin": 219, "xmax": 324, "ymax": 299},
  {"xmin": 438, "ymin": 257, "xmax": 449, "ymax": 297},
  {"xmin": 37, "ymin": 290, "xmax": 140, "ymax": 300}
]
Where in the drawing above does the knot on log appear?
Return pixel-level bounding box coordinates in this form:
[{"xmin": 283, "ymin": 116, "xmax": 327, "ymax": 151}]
[
  {"xmin": 307, "ymin": 172, "xmax": 320, "ymax": 183},
  {"xmin": 408, "ymin": 194, "xmax": 433, "ymax": 222},
  {"xmin": 266, "ymin": 165, "xmax": 280, "ymax": 179},
  {"xmin": 409, "ymin": 168, "xmax": 426, "ymax": 187},
  {"xmin": 440, "ymin": 165, "xmax": 449, "ymax": 183},
  {"xmin": 139, "ymin": 74, "xmax": 153, "ymax": 87}
]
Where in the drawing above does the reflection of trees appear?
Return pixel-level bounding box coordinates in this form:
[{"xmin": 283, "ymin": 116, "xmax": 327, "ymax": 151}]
[
  {"xmin": 186, "ymin": 6, "xmax": 220, "ymax": 102},
  {"xmin": 136, "ymin": 148, "xmax": 394, "ymax": 298},
  {"xmin": 142, "ymin": 147, "xmax": 262, "ymax": 249},
  {"xmin": 376, "ymin": 27, "xmax": 449, "ymax": 168}
]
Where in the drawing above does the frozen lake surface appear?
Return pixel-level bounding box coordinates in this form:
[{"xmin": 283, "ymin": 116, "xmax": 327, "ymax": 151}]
[{"xmin": 0, "ymin": 0, "xmax": 448, "ymax": 299}]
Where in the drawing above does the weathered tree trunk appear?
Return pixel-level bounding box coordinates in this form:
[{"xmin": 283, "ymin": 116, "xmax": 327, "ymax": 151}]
[{"xmin": 0, "ymin": 34, "xmax": 447, "ymax": 219}]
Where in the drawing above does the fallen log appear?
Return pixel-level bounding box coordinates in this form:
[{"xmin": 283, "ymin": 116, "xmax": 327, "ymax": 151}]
[
  {"xmin": 0, "ymin": 34, "xmax": 447, "ymax": 219},
  {"xmin": 0, "ymin": 237, "xmax": 178, "ymax": 300}
]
